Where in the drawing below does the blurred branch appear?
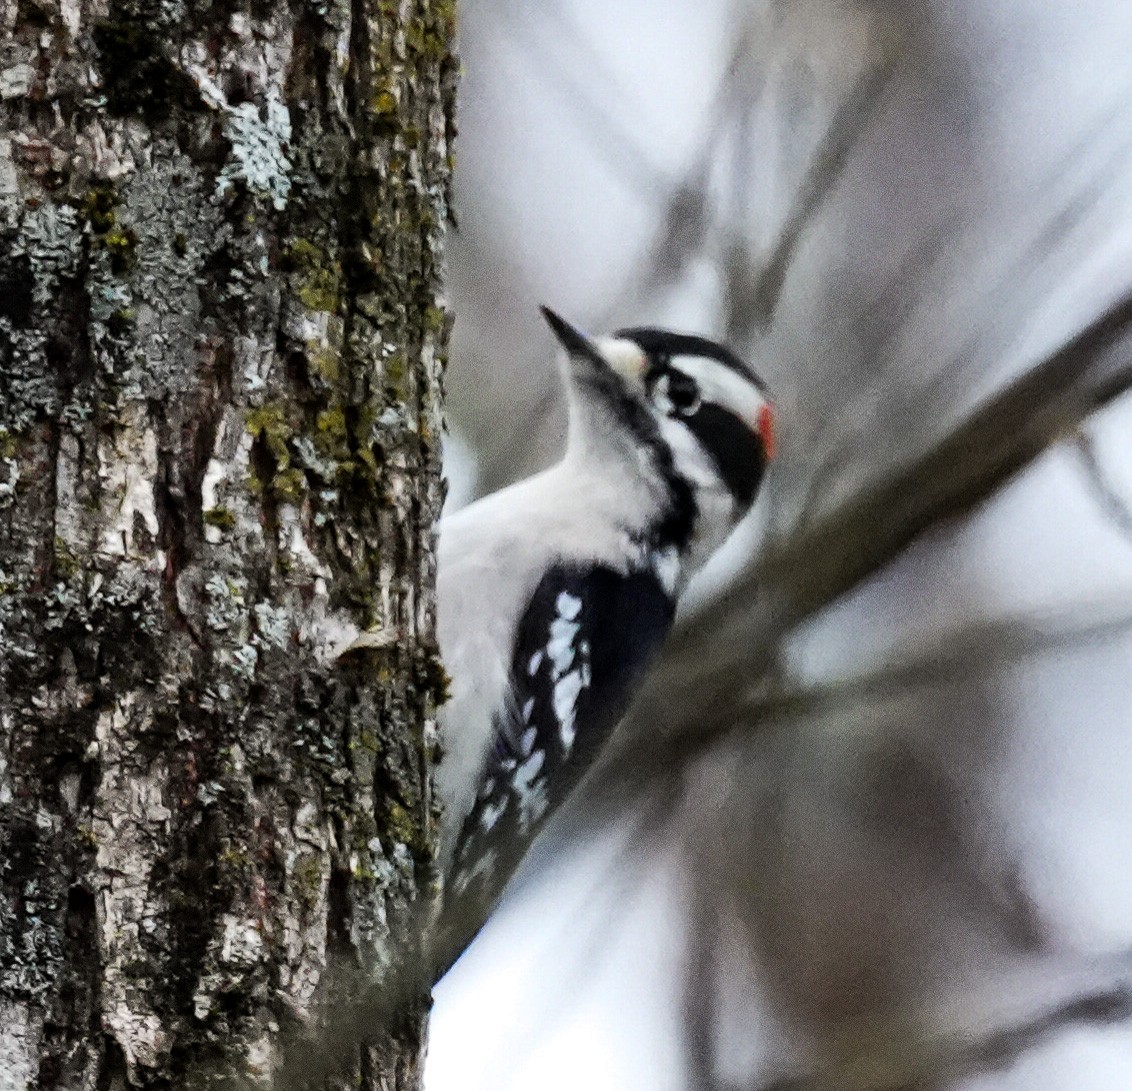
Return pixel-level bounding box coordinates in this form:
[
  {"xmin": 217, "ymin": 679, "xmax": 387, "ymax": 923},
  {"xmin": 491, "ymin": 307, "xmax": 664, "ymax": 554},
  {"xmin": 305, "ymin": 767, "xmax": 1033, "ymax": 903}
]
[
  {"xmin": 787, "ymin": 107, "xmax": 1130, "ymax": 534},
  {"xmin": 594, "ymin": 2, "xmax": 779, "ymax": 325},
  {"xmin": 712, "ymin": 596, "xmax": 1132, "ymax": 756},
  {"xmin": 787, "ymin": 219, "xmax": 954, "ymax": 522},
  {"xmin": 760, "ymin": 975, "xmax": 1132, "ymax": 1091},
  {"xmin": 908, "ymin": 110, "xmax": 1132, "ymax": 422},
  {"xmin": 681, "ymin": 880, "xmax": 727, "ymax": 1091},
  {"xmin": 725, "ymin": 52, "xmax": 897, "ymax": 339},
  {"xmin": 604, "ymin": 3, "xmax": 899, "ymax": 331},
  {"xmin": 1074, "ymin": 428, "xmax": 1132, "ymax": 543},
  {"xmin": 600, "ymin": 288, "xmax": 1132, "ymax": 790}
]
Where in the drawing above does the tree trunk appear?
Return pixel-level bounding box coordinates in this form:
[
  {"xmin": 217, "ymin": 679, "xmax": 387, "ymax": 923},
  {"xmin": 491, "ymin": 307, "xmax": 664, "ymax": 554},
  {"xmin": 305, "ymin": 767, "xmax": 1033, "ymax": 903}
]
[{"xmin": 0, "ymin": 0, "xmax": 455, "ymax": 1084}]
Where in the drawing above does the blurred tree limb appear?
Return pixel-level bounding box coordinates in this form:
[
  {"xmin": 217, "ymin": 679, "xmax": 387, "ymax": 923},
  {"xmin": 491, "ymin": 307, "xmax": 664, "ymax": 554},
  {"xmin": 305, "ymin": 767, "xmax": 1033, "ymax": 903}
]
[
  {"xmin": 726, "ymin": 52, "xmax": 898, "ymax": 338},
  {"xmin": 761, "ymin": 966, "xmax": 1132, "ymax": 1091},
  {"xmin": 694, "ymin": 595, "xmax": 1132, "ymax": 760}
]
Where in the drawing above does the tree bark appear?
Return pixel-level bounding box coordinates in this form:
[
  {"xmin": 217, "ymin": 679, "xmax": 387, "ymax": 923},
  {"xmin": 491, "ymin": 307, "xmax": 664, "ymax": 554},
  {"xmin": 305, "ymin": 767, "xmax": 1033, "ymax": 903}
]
[{"xmin": 0, "ymin": 0, "xmax": 455, "ymax": 1085}]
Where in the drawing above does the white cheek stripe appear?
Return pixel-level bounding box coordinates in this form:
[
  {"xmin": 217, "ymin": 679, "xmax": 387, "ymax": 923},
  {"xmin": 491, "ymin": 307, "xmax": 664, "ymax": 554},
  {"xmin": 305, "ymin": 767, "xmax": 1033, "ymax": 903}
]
[{"xmin": 671, "ymin": 355, "xmax": 768, "ymax": 423}]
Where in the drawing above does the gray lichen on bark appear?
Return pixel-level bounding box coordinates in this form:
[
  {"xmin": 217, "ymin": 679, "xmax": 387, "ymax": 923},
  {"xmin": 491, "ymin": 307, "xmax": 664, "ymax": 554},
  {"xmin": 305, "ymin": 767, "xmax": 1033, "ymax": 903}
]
[{"xmin": 0, "ymin": 0, "xmax": 456, "ymax": 1084}]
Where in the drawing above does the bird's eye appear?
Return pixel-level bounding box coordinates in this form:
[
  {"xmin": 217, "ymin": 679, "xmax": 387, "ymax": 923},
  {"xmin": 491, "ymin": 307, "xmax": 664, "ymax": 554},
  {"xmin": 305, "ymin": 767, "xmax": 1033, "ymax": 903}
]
[{"xmin": 658, "ymin": 371, "xmax": 700, "ymax": 416}]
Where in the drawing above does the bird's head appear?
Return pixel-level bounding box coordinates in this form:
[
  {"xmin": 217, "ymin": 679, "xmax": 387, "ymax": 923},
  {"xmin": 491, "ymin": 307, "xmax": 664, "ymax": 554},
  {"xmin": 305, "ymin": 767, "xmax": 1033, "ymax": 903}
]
[{"xmin": 541, "ymin": 306, "xmax": 775, "ymax": 562}]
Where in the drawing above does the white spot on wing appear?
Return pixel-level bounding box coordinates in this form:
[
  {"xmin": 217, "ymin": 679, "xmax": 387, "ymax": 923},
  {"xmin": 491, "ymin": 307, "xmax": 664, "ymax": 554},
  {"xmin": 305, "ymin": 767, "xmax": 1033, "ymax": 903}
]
[
  {"xmin": 554, "ymin": 669, "xmax": 584, "ymax": 751},
  {"xmin": 547, "ymin": 617, "xmax": 579, "ymax": 678},
  {"xmin": 651, "ymin": 545, "xmax": 681, "ymax": 595},
  {"xmin": 478, "ymin": 796, "xmax": 506, "ymax": 833},
  {"xmin": 514, "ymin": 750, "xmax": 549, "ymax": 831},
  {"xmin": 452, "ymin": 847, "xmax": 496, "ymax": 895},
  {"xmin": 522, "ymin": 697, "xmax": 535, "ymax": 722},
  {"xmin": 515, "ymin": 749, "xmax": 544, "ymax": 790},
  {"xmin": 528, "ymin": 650, "xmax": 544, "ymax": 676},
  {"xmin": 556, "ymin": 591, "xmax": 582, "ymax": 620},
  {"xmin": 520, "ymin": 726, "xmax": 537, "ymax": 755},
  {"xmin": 521, "ymin": 787, "xmax": 548, "ymax": 830}
]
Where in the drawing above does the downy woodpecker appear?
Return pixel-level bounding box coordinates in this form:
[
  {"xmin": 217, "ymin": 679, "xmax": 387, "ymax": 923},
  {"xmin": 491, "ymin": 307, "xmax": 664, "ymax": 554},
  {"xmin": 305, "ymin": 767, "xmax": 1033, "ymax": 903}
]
[{"xmin": 432, "ymin": 308, "xmax": 775, "ymax": 975}]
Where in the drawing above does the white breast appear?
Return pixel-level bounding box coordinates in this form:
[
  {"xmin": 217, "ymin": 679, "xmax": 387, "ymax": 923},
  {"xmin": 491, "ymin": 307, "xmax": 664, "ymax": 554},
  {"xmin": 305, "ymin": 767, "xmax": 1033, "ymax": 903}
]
[{"xmin": 434, "ymin": 454, "xmax": 665, "ymax": 869}]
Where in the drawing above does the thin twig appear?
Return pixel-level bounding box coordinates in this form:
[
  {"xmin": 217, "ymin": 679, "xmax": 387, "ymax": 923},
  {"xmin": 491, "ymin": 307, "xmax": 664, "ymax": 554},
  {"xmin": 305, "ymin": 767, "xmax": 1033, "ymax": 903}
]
[{"xmin": 727, "ymin": 53, "xmax": 898, "ymax": 338}]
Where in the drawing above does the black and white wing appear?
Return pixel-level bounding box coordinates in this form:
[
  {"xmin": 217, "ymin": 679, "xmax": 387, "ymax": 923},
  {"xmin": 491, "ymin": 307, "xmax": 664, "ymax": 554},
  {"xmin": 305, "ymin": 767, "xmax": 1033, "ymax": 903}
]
[{"xmin": 435, "ymin": 562, "xmax": 674, "ymax": 974}]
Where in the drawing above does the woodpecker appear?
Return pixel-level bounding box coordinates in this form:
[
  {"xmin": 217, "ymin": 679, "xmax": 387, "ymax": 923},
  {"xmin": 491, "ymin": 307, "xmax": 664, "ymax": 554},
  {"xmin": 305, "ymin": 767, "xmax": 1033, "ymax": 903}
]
[{"xmin": 431, "ymin": 308, "xmax": 775, "ymax": 976}]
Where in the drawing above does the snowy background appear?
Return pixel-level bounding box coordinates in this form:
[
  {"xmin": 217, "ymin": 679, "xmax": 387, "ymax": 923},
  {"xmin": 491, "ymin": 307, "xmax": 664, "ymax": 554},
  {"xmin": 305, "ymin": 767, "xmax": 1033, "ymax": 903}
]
[{"xmin": 427, "ymin": 3, "xmax": 1132, "ymax": 1088}]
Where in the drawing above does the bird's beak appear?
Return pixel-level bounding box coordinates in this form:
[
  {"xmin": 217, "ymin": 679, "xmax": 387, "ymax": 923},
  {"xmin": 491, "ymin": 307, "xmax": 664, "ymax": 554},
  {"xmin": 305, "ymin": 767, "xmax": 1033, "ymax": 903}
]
[{"xmin": 540, "ymin": 306, "xmax": 596, "ymax": 357}]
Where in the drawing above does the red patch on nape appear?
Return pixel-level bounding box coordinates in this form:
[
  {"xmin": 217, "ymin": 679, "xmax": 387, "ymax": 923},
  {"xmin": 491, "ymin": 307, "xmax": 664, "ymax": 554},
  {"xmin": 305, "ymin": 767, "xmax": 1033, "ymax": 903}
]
[{"xmin": 757, "ymin": 403, "xmax": 777, "ymax": 460}]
